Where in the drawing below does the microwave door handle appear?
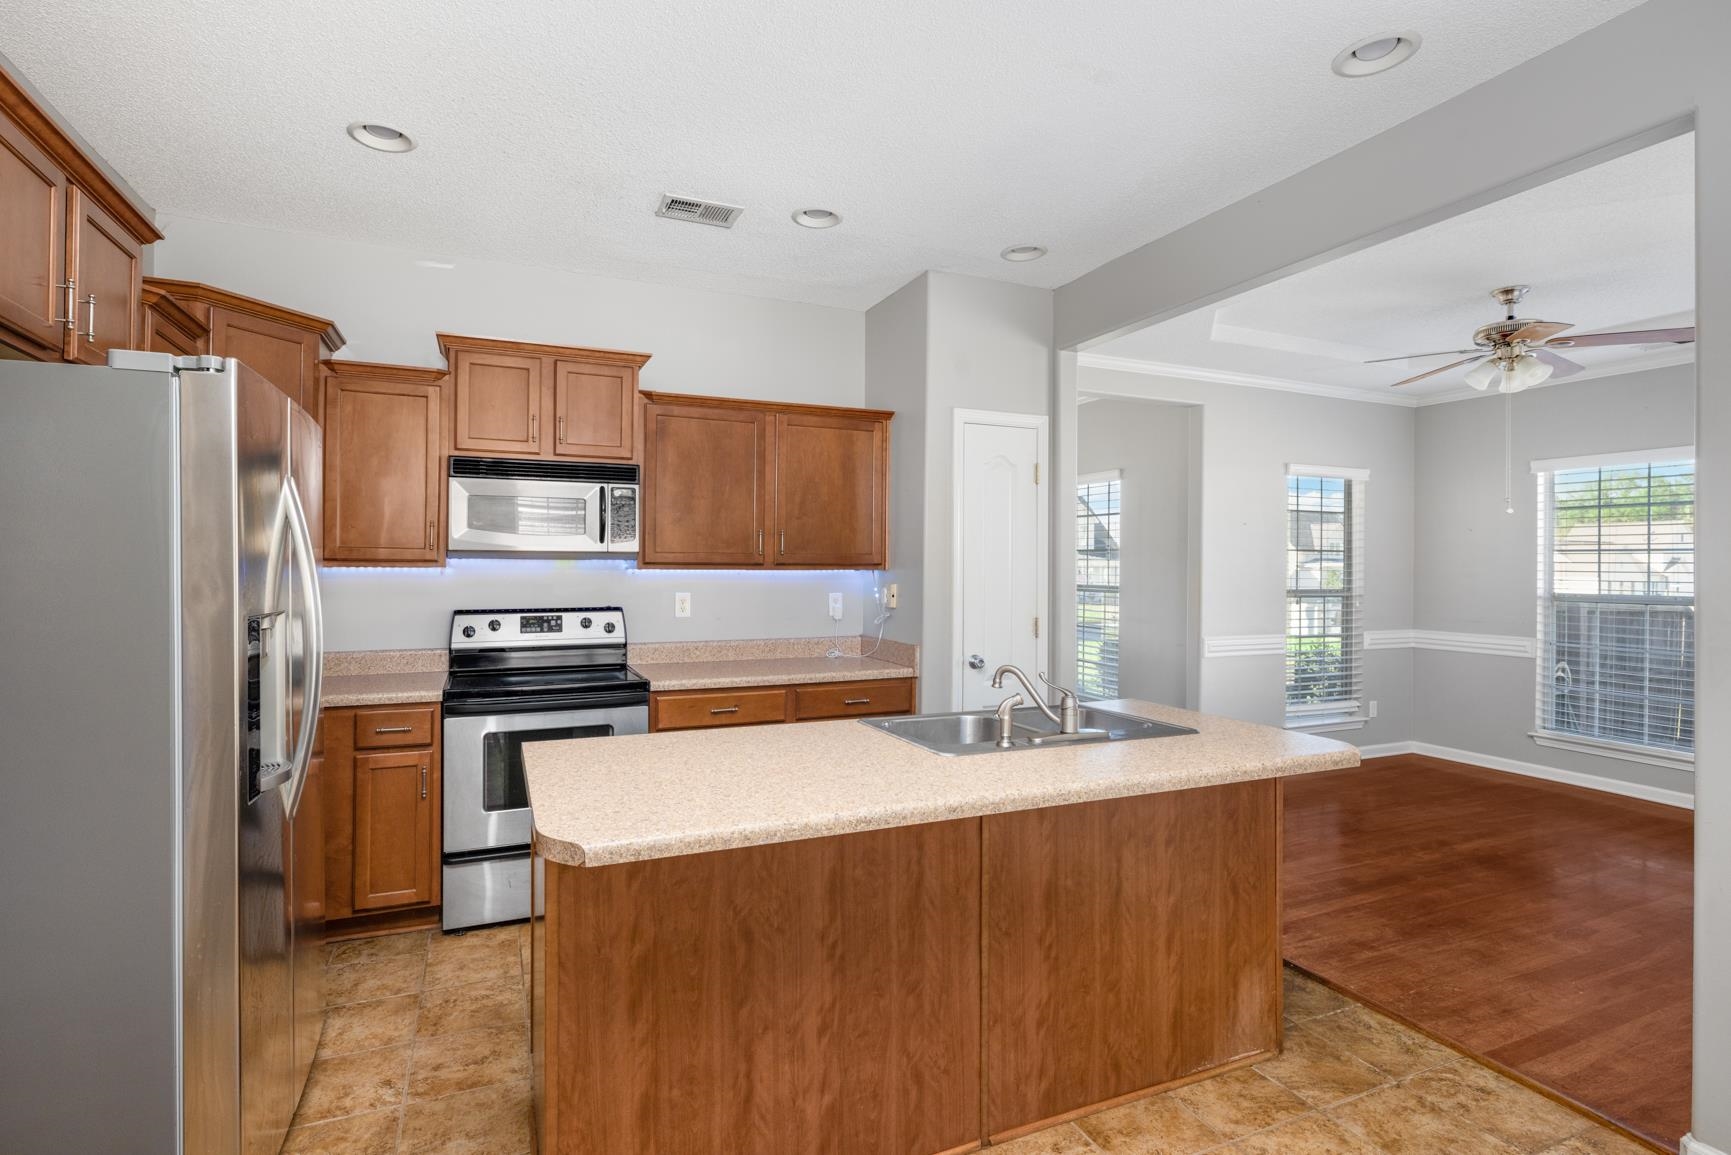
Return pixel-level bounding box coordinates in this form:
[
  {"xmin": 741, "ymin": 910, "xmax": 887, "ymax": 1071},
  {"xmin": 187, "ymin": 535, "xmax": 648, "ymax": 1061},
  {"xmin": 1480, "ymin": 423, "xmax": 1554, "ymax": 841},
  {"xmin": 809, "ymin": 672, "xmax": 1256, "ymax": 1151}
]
[
  {"xmin": 282, "ymin": 477, "xmax": 323, "ymax": 816},
  {"xmin": 598, "ymin": 486, "xmax": 607, "ymax": 545}
]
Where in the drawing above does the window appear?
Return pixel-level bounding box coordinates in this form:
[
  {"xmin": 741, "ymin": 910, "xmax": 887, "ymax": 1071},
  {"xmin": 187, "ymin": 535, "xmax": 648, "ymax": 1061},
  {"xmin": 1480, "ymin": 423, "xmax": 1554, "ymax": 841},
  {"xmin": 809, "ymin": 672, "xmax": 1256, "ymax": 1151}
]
[
  {"xmin": 1285, "ymin": 468, "xmax": 1366, "ymax": 728},
  {"xmin": 1536, "ymin": 452, "xmax": 1694, "ymax": 759},
  {"xmin": 1075, "ymin": 472, "xmax": 1121, "ymax": 700}
]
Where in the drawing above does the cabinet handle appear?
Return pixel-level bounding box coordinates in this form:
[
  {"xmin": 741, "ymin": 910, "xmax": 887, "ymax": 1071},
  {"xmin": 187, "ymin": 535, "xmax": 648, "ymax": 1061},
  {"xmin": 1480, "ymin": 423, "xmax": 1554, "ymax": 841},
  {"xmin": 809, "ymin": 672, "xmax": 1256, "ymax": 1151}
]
[
  {"xmin": 843, "ymin": 698, "xmax": 871, "ymax": 706},
  {"xmin": 82, "ymin": 294, "xmax": 96, "ymax": 343},
  {"xmin": 420, "ymin": 763, "xmax": 429, "ymax": 799},
  {"xmin": 756, "ymin": 529, "xmax": 763, "ymax": 555},
  {"xmin": 531, "ymin": 413, "xmax": 538, "ymax": 443},
  {"xmin": 709, "ymin": 706, "xmax": 740, "ymax": 715},
  {"xmin": 52, "ymin": 279, "xmax": 75, "ymax": 330},
  {"xmin": 557, "ymin": 414, "xmax": 565, "ymax": 444},
  {"xmin": 779, "ymin": 531, "xmax": 786, "ymax": 556},
  {"xmin": 427, "ymin": 520, "xmax": 435, "ymax": 549},
  {"xmin": 374, "ymin": 725, "xmax": 414, "ymax": 734}
]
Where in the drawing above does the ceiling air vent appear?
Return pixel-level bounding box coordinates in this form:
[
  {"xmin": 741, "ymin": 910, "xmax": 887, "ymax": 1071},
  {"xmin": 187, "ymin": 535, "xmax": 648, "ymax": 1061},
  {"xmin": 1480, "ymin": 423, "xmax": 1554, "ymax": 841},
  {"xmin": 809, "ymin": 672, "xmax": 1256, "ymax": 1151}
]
[{"xmin": 655, "ymin": 194, "xmax": 744, "ymax": 228}]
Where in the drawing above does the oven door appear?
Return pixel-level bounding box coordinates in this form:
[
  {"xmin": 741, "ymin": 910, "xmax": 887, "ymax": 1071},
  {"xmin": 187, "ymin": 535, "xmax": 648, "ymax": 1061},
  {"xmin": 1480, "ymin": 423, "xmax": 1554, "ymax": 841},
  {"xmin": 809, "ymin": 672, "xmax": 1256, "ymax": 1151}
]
[
  {"xmin": 447, "ymin": 474, "xmax": 605, "ymax": 553},
  {"xmin": 442, "ymin": 704, "xmax": 647, "ymax": 855}
]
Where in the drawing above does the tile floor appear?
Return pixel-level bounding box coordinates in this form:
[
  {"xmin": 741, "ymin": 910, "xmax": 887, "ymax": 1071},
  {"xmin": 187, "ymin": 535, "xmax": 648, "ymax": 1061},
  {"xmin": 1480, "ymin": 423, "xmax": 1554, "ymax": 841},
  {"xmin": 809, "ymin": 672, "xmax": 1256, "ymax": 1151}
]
[{"xmin": 289, "ymin": 927, "xmax": 1658, "ymax": 1155}]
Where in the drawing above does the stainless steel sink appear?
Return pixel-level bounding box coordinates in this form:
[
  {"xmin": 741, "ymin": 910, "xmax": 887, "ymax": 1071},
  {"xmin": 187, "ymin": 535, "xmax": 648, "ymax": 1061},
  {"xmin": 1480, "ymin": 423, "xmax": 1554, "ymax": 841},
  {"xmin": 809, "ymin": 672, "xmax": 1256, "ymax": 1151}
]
[{"xmin": 862, "ymin": 705, "xmax": 1195, "ymax": 756}]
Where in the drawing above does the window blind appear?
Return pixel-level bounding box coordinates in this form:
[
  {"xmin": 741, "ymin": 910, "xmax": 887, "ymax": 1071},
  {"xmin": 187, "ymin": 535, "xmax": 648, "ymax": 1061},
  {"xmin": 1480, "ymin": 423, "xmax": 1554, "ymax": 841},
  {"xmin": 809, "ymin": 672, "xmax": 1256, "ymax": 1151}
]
[
  {"xmin": 1076, "ymin": 472, "xmax": 1121, "ymax": 700},
  {"xmin": 1535, "ymin": 457, "xmax": 1695, "ymax": 755},
  {"xmin": 1285, "ymin": 469, "xmax": 1366, "ymax": 725}
]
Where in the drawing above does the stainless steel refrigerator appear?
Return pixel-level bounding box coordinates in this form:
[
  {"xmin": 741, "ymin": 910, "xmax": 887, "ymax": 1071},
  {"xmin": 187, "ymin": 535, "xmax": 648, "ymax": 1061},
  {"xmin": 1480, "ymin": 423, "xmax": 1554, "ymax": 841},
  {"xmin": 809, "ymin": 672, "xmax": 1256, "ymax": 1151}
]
[{"xmin": 0, "ymin": 352, "xmax": 326, "ymax": 1154}]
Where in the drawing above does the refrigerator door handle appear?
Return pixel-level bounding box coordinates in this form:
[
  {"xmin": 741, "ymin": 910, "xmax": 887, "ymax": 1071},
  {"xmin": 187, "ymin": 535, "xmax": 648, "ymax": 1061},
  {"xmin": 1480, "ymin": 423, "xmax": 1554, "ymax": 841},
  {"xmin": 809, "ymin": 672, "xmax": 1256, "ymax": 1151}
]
[{"xmin": 282, "ymin": 477, "xmax": 323, "ymax": 818}]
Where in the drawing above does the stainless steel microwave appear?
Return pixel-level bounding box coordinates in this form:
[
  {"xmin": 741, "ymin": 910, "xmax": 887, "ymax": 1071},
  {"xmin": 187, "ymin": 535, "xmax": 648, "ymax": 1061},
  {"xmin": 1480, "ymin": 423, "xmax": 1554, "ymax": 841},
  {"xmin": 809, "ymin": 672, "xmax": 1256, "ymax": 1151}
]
[{"xmin": 447, "ymin": 457, "xmax": 639, "ymax": 555}]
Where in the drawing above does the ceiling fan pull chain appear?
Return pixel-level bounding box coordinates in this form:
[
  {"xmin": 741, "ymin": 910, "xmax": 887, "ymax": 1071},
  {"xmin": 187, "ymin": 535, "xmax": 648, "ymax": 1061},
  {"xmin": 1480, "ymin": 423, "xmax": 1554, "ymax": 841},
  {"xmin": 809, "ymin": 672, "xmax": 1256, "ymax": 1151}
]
[{"xmin": 1504, "ymin": 391, "xmax": 1515, "ymax": 515}]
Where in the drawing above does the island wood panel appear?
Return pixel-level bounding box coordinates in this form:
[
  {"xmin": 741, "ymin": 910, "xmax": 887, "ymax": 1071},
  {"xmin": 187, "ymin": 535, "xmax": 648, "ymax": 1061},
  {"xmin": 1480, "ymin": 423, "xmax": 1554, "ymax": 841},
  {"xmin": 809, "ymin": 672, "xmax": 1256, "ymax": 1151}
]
[
  {"xmin": 536, "ymin": 818, "xmax": 982, "ymax": 1155},
  {"xmin": 982, "ymin": 779, "xmax": 1282, "ymax": 1140}
]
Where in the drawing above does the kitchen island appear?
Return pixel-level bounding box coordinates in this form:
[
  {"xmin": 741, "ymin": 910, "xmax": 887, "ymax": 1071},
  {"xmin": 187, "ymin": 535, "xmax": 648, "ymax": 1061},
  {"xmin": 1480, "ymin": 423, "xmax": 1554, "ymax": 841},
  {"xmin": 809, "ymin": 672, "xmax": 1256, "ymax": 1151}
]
[{"xmin": 521, "ymin": 700, "xmax": 1358, "ymax": 1155}]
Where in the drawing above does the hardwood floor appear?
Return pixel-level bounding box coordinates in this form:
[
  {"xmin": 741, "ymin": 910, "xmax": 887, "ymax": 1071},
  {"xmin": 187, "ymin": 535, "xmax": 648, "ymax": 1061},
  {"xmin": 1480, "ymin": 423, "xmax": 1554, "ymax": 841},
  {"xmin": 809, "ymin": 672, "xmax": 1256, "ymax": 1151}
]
[{"xmin": 1283, "ymin": 755, "xmax": 1693, "ymax": 1152}]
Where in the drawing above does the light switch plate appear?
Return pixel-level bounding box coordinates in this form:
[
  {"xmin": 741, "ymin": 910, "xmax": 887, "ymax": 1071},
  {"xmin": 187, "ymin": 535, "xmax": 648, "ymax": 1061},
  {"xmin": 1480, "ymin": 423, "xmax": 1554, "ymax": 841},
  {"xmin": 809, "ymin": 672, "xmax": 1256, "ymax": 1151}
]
[
  {"xmin": 829, "ymin": 592, "xmax": 844, "ymax": 621},
  {"xmin": 675, "ymin": 592, "xmax": 691, "ymax": 618}
]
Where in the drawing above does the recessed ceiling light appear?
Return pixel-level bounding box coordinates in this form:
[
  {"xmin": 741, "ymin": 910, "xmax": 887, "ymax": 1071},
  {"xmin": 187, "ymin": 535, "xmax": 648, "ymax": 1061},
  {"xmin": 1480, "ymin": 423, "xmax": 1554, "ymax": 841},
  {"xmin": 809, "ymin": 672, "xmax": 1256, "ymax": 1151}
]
[
  {"xmin": 792, "ymin": 208, "xmax": 841, "ymax": 229},
  {"xmin": 1331, "ymin": 32, "xmax": 1421, "ymax": 77},
  {"xmin": 347, "ymin": 122, "xmax": 416, "ymax": 153},
  {"xmin": 1000, "ymin": 245, "xmax": 1047, "ymax": 262}
]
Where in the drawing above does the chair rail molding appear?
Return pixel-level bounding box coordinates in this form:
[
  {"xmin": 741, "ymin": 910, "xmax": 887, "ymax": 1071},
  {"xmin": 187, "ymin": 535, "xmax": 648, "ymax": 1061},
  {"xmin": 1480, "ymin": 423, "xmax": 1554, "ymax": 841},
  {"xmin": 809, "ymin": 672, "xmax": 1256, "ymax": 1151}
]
[
  {"xmin": 1365, "ymin": 629, "xmax": 1536, "ymax": 658},
  {"xmin": 1202, "ymin": 634, "xmax": 1285, "ymax": 658}
]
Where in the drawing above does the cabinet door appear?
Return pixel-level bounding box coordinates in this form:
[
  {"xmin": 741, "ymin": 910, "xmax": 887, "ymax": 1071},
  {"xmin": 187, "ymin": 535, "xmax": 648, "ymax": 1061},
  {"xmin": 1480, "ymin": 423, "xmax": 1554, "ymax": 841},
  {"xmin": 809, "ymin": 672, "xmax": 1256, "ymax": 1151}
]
[
  {"xmin": 63, "ymin": 187, "xmax": 141, "ymax": 365},
  {"xmin": 352, "ymin": 747, "xmax": 436, "ymax": 910},
  {"xmin": 0, "ymin": 112, "xmax": 68, "ymax": 354},
  {"xmin": 640, "ymin": 402, "xmax": 771, "ymax": 567},
  {"xmin": 323, "ymin": 373, "xmax": 443, "ymax": 564},
  {"xmin": 452, "ymin": 349, "xmax": 545, "ymax": 456},
  {"xmin": 773, "ymin": 412, "xmax": 888, "ymax": 567},
  {"xmin": 552, "ymin": 359, "xmax": 635, "ymax": 459},
  {"xmin": 210, "ymin": 306, "xmax": 321, "ymax": 419}
]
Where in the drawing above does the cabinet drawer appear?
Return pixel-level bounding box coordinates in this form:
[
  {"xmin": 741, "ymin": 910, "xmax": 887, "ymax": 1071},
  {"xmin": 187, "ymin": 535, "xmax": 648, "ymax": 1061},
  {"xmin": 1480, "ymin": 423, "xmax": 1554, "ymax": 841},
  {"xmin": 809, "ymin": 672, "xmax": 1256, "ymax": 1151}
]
[
  {"xmin": 653, "ymin": 688, "xmax": 788, "ymax": 731},
  {"xmin": 353, "ymin": 706, "xmax": 437, "ymax": 749},
  {"xmin": 793, "ymin": 679, "xmax": 914, "ymax": 721}
]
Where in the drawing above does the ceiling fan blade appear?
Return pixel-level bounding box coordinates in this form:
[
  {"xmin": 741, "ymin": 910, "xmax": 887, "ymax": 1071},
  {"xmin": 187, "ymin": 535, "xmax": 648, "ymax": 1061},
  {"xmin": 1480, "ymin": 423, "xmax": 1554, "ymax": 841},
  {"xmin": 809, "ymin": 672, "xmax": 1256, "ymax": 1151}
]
[
  {"xmin": 1533, "ymin": 348, "xmax": 1586, "ymax": 378},
  {"xmin": 1390, "ymin": 355, "xmax": 1485, "ymax": 388},
  {"xmin": 1547, "ymin": 326, "xmax": 1696, "ymax": 348},
  {"xmin": 1506, "ymin": 320, "xmax": 1573, "ymax": 344},
  {"xmin": 1363, "ymin": 348, "xmax": 1481, "ymax": 364}
]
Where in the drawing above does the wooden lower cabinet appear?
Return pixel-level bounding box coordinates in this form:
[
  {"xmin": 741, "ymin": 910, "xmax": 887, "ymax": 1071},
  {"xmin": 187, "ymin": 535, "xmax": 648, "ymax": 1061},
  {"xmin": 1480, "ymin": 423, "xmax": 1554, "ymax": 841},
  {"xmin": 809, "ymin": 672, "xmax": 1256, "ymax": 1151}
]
[
  {"xmin": 532, "ymin": 780, "xmax": 1283, "ymax": 1155},
  {"xmin": 322, "ymin": 704, "xmax": 442, "ymax": 924},
  {"xmin": 648, "ymin": 677, "xmax": 916, "ymax": 732}
]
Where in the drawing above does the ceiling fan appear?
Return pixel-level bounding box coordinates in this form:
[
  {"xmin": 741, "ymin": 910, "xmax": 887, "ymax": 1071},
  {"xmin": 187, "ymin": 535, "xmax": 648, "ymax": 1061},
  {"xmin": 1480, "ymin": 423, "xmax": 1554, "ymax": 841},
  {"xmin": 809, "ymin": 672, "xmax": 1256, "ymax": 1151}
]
[{"xmin": 1372, "ymin": 285, "xmax": 1696, "ymax": 391}]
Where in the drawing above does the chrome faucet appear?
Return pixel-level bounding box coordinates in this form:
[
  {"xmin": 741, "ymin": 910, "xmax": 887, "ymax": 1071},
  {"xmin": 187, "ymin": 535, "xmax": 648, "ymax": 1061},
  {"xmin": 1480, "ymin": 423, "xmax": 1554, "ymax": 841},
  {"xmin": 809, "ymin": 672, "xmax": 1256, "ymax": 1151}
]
[{"xmin": 990, "ymin": 664, "xmax": 1082, "ymax": 743}]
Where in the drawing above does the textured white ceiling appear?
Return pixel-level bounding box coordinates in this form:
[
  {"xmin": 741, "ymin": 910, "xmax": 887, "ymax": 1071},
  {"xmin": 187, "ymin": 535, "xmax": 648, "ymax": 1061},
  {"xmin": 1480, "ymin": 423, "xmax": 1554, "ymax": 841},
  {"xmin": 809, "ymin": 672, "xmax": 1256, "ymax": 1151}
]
[
  {"xmin": 1095, "ymin": 133, "xmax": 1695, "ymax": 402},
  {"xmin": 5, "ymin": 0, "xmax": 1645, "ymax": 309}
]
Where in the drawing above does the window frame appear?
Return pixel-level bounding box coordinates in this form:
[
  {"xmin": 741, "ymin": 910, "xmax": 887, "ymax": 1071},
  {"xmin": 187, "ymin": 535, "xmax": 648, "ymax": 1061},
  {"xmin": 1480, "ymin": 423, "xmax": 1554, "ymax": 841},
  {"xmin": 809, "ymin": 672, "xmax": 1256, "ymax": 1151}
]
[
  {"xmin": 1531, "ymin": 448, "xmax": 1696, "ymax": 770},
  {"xmin": 1284, "ymin": 465, "xmax": 1368, "ymax": 732},
  {"xmin": 1075, "ymin": 469, "xmax": 1122, "ymax": 701}
]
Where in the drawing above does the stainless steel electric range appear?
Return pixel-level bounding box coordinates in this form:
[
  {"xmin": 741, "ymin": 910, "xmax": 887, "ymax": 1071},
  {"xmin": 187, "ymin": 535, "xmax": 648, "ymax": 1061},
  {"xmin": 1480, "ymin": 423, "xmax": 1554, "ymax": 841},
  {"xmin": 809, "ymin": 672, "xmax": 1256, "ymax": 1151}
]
[{"xmin": 441, "ymin": 607, "xmax": 648, "ymax": 930}]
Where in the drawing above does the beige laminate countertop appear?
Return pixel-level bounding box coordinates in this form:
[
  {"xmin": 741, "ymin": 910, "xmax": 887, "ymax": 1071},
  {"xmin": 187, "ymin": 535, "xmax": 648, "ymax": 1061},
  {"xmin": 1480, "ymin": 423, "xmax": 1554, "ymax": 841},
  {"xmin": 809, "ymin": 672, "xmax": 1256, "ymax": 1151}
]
[
  {"xmin": 320, "ymin": 671, "xmax": 446, "ymax": 708},
  {"xmin": 634, "ymin": 654, "xmax": 916, "ymax": 691},
  {"xmin": 522, "ymin": 699, "xmax": 1358, "ymax": 867}
]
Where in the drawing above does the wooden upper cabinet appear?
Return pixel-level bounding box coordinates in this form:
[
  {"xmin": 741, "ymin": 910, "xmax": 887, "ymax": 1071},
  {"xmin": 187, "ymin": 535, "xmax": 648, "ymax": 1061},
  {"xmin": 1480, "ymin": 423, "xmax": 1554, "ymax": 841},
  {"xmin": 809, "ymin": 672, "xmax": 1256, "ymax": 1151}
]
[
  {"xmin": 63, "ymin": 187, "xmax": 140, "ymax": 365},
  {"xmin": 640, "ymin": 393, "xmax": 892, "ymax": 569},
  {"xmin": 140, "ymin": 282, "xmax": 208, "ymax": 358},
  {"xmin": 774, "ymin": 411, "xmax": 888, "ymax": 567},
  {"xmin": 0, "ymin": 70, "xmax": 157, "ymax": 361},
  {"xmin": 143, "ymin": 279, "xmax": 345, "ymax": 421},
  {"xmin": 0, "ymin": 110, "xmax": 68, "ymax": 354},
  {"xmin": 322, "ymin": 362, "xmax": 446, "ymax": 565},
  {"xmin": 640, "ymin": 400, "xmax": 772, "ymax": 567},
  {"xmin": 439, "ymin": 333, "xmax": 649, "ymax": 461}
]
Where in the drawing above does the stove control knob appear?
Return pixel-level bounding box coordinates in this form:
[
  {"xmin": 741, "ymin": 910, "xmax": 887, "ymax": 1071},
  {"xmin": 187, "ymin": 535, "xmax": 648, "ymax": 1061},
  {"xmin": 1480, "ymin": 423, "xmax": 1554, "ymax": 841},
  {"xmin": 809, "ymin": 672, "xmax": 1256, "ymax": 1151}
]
[
  {"xmin": 488, "ymin": 619, "xmax": 502, "ymax": 632},
  {"xmin": 603, "ymin": 621, "xmax": 617, "ymax": 634},
  {"xmin": 461, "ymin": 625, "xmax": 477, "ymax": 639},
  {"xmin": 579, "ymin": 616, "xmax": 593, "ymax": 629}
]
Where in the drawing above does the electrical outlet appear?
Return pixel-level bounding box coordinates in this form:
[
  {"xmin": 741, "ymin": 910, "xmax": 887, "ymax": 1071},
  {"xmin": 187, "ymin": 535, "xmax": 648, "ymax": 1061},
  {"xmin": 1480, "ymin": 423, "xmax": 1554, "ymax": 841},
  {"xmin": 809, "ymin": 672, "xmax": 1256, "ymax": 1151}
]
[
  {"xmin": 1369, "ymin": 700, "xmax": 1379, "ymax": 719},
  {"xmin": 828, "ymin": 592, "xmax": 844, "ymax": 621},
  {"xmin": 885, "ymin": 583, "xmax": 898, "ymax": 609},
  {"xmin": 675, "ymin": 592, "xmax": 691, "ymax": 618}
]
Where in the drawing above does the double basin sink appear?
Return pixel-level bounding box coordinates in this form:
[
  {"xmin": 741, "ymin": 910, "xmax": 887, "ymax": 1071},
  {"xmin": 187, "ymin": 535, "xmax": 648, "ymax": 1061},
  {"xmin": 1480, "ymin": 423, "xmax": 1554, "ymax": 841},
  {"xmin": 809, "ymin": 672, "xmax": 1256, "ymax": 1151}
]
[{"xmin": 863, "ymin": 704, "xmax": 1195, "ymax": 756}]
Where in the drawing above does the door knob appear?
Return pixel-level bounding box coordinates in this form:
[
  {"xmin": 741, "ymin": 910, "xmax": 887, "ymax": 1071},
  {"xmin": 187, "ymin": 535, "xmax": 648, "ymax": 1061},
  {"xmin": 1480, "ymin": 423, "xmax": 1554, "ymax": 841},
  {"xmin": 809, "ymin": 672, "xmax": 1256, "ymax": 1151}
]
[{"xmin": 968, "ymin": 654, "xmax": 986, "ymax": 670}]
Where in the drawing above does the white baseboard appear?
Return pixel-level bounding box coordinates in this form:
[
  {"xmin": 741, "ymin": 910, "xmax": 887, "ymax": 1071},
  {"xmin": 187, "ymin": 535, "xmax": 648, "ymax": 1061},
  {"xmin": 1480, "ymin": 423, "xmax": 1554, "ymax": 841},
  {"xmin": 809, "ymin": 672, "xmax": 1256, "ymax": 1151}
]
[
  {"xmin": 1350, "ymin": 740, "xmax": 1693, "ymax": 810},
  {"xmin": 1683, "ymin": 1135, "xmax": 1728, "ymax": 1155}
]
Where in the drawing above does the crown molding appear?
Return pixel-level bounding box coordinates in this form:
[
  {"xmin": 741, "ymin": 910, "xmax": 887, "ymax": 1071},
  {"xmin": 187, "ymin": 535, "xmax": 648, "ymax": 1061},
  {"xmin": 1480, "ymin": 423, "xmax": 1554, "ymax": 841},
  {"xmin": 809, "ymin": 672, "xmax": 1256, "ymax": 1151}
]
[{"xmin": 1077, "ymin": 344, "xmax": 1696, "ymax": 409}]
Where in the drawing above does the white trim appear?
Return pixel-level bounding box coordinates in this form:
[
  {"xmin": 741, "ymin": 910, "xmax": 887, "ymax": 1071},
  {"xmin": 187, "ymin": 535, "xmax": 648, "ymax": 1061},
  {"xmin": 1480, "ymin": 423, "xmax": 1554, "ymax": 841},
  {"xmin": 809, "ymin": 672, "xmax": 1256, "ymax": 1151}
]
[
  {"xmin": 1364, "ymin": 629, "xmax": 1536, "ymax": 658},
  {"xmin": 1530, "ymin": 729, "xmax": 1695, "ymax": 772},
  {"xmin": 1077, "ymin": 344, "xmax": 1695, "ymax": 410},
  {"xmin": 1078, "ymin": 468, "xmax": 1122, "ymax": 484},
  {"xmin": 951, "ymin": 409, "xmax": 1050, "ymax": 712},
  {"xmin": 1682, "ymin": 1135, "xmax": 1728, "ymax": 1155},
  {"xmin": 1531, "ymin": 445, "xmax": 1695, "ymax": 473},
  {"xmin": 1203, "ymin": 634, "xmax": 1285, "ymax": 657},
  {"xmin": 1287, "ymin": 463, "xmax": 1371, "ymax": 481},
  {"xmin": 1366, "ymin": 740, "xmax": 1693, "ymax": 809}
]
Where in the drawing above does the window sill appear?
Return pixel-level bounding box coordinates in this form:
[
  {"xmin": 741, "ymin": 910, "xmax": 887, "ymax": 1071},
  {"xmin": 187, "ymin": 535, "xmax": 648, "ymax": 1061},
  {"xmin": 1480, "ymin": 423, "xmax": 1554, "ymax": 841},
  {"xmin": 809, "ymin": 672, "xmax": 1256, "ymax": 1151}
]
[
  {"xmin": 1286, "ymin": 716, "xmax": 1366, "ymax": 735},
  {"xmin": 1529, "ymin": 730, "xmax": 1694, "ymax": 772}
]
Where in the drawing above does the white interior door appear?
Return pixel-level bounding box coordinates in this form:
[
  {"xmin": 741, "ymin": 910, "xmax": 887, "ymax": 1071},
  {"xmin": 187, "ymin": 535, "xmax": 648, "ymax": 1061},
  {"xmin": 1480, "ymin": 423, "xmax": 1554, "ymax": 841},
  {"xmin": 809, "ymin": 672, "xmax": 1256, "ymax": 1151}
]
[{"xmin": 955, "ymin": 412, "xmax": 1047, "ymax": 710}]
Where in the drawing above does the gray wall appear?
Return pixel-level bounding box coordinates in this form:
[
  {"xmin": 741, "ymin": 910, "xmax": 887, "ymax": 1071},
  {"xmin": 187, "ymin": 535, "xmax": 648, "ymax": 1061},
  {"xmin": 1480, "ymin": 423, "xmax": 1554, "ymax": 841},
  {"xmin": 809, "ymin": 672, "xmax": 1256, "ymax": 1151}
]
[
  {"xmin": 1055, "ymin": 4, "xmax": 1728, "ymax": 1133},
  {"xmin": 1412, "ymin": 364, "xmax": 1696, "ymax": 796},
  {"xmin": 1077, "ymin": 366, "xmax": 1417, "ymax": 748},
  {"xmin": 1076, "ymin": 398, "xmax": 1194, "ymax": 706},
  {"xmin": 863, "ymin": 274, "xmax": 929, "ymax": 655}
]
